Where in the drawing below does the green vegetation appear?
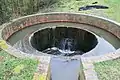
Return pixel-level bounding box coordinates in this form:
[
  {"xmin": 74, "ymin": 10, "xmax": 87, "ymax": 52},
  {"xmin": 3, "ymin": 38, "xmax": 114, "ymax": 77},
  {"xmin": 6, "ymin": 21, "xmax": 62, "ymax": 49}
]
[
  {"xmin": 0, "ymin": 0, "xmax": 120, "ymax": 80},
  {"xmin": 94, "ymin": 59, "xmax": 120, "ymax": 80},
  {"xmin": 0, "ymin": 50, "xmax": 38, "ymax": 80},
  {"xmin": 0, "ymin": 0, "xmax": 57, "ymax": 24},
  {"xmin": 52, "ymin": 0, "xmax": 120, "ymax": 22},
  {"xmin": 1, "ymin": 0, "xmax": 120, "ymax": 24}
]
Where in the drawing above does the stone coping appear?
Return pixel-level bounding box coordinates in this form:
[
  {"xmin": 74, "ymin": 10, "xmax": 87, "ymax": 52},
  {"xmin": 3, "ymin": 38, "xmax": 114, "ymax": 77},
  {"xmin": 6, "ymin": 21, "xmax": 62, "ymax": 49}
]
[
  {"xmin": 1, "ymin": 12, "xmax": 120, "ymax": 40},
  {"xmin": 0, "ymin": 12, "xmax": 120, "ymax": 80},
  {"xmin": 1, "ymin": 12, "xmax": 120, "ymax": 60},
  {"xmin": 0, "ymin": 40, "xmax": 51, "ymax": 80}
]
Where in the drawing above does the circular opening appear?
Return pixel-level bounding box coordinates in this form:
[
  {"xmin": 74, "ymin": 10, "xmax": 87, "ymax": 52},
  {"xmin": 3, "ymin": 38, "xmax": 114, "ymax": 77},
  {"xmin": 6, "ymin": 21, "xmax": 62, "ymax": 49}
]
[{"xmin": 30, "ymin": 27, "xmax": 98, "ymax": 56}]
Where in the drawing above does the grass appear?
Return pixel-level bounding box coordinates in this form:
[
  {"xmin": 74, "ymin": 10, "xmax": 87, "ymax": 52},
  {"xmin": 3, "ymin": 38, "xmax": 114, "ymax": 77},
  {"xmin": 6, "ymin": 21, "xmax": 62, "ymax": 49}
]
[
  {"xmin": 52, "ymin": 1, "xmax": 120, "ymax": 79},
  {"xmin": 94, "ymin": 59, "xmax": 120, "ymax": 80},
  {"xmin": 0, "ymin": 0, "xmax": 120, "ymax": 80},
  {"xmin": 0, "ymin": 50, "xmax": 38, "ymax": 80},
  {"xmin": 48, "ymin": 0, "xmax": 120, "ymax": 22}
]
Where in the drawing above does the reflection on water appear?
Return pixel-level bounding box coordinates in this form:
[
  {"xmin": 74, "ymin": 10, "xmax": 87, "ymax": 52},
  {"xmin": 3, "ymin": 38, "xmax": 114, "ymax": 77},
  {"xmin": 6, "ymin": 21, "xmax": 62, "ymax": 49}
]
[
  {"xmin": 42, "ymin": 38, "xmax": 84, "ymax": 56},
  {"xmin": 51, "ymin": 58, "xmax": 81, "ymax": 80},
  {"xmin": 59, "ymin": 38, "xmax": 76, "ymax": 51},
  {"xmin": 7, "ymin": 22, "xmax": 120, "ymax": 80},
  {"xmin": 8, "ymin": 22, "xmax": 120, "ymax": 48}
]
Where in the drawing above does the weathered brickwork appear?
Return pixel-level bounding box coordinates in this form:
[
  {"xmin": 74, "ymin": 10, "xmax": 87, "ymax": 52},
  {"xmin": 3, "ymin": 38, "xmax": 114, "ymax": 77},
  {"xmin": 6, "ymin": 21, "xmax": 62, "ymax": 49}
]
[
  {"xmin": 1, "ymin": 13, "xmax": 120, "ymax": 41},
  {"xmin": 1, "ymin": 13, "xmax": 120, "ymax": 80}
]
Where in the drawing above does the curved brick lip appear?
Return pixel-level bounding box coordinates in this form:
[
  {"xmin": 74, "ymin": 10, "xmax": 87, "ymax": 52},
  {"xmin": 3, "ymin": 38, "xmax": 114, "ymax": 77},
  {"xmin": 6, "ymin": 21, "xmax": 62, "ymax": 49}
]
[
  {"xmin": 0, "ymin": 12, "xmax": 120, "ymax": 80},
  {"xmin": 0, "ymin": 12, "xmax": 120, "ymax": 60}
]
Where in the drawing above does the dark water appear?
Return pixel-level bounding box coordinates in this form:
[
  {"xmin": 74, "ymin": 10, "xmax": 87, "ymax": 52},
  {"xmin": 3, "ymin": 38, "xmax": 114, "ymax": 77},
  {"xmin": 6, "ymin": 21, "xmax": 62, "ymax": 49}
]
[
  {"xmin": 42, "ymin": 38, "xmax": 84, "ymax": 56},
  {"xmin": 30, "ymin": 27, "xmax": 98, "ymax": 56},
  {"xmin": 7, "ymin": 22, "xmax": 120, "ymax": 80},
  {"xmin": 8, "ymin": 22, "xmax": 120, "ymax": 49}
]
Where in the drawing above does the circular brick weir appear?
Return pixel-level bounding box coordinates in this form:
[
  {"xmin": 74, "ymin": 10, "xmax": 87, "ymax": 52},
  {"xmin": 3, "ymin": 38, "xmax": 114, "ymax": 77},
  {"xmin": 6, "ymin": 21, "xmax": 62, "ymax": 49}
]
[
  {"xmin": 30, "ymin": 27, "xmax": 98, "ymax": 56},
  {"xmin": 1, "ymin": 13, "xmax": 120, "ymax": 80}
]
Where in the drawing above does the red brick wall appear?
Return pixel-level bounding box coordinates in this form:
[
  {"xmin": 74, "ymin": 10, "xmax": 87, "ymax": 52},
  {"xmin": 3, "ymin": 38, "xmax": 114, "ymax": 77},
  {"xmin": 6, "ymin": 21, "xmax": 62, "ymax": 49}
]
[{"xmin": 2, "ymin": 13, "xmax": 120, "ymax": 40}]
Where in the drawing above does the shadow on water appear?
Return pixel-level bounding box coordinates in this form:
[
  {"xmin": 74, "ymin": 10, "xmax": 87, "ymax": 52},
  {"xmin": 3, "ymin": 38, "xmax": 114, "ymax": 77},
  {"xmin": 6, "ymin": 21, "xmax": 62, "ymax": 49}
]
[
  {"xmin": 30, "ymin": 27, "xmax": 98, "ymax": 56},
  {"xmin": 11, "ymin": 24, "xmax": 118, "ymax": 80},
  {"xmin": 79, "ymin": 5, "xmax": 109, "ymax": 11}
]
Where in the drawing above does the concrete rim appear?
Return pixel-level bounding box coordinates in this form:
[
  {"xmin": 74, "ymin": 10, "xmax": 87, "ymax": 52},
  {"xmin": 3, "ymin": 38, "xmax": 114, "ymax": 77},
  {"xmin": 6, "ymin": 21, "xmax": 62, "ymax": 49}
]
[{"xmin": 0, "ymin": 12, "xmax": 120, "ymax": 61}]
